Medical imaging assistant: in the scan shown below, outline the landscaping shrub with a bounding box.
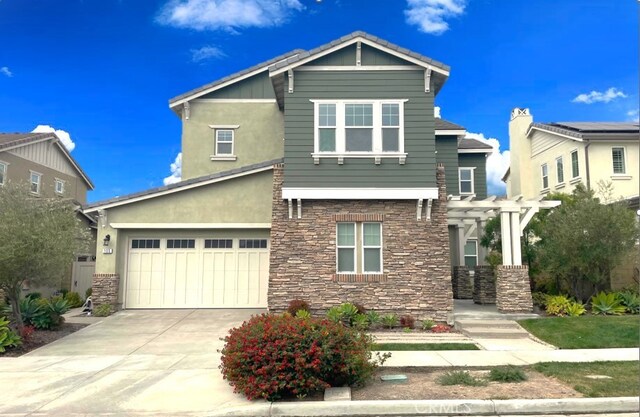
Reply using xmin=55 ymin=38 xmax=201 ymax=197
xmin=93 ymin=304 xmax=112 ymax=317
xmin=531 ymin=292 xmax=549 ymax=308
xmin=26 ymin=298 xmax=69 ymax=330
xmin=616 ymin=291 xmax=640 ymax=314
xmin=294 ymin=309 xmax=311 ymax=319
xmin=437 ymin=370 xmax=487 ymax=387
xmin=545 ymin=295 xmax=572 ymax=316
xmin=25 ymin=292 xmax=42 ymax=300
xmin=399 ymin=315 xmax=415 ymax=329
xmin=19 ymin=325 xmax=35 ymax=343
xmin=352 ymin=313 xmax=369 ymax=330
xmin=352 ymin=302 xmax=366 ymax=315
xmin=19 ymin=298 xmax=46 ymax=328
xmin=421 ymin=319 xmax=435 ymax=330
xmin=381 ymin=313 xmax=398 ymax=329
xmin=564 ymin=301 xmax=586 ymax=317
xmin=219 ymin=313 xmax=389 ymax=401
xmin=366 ymin=311 xmax=381 ymax=328
xmin=431 ymin=324 xmax=452 ymax=333
xmin=325 ymin=303 xmax=360 ymax=326
xmin=64 ymin=292 xmax=84 ymax=308
xmin=0 ymin=316 xmax=21 ymax=353
xmin=591 ymin=292 xmax=626 ymax=315
xmin=287 ymin=299 xmax=310 ymax=316
xmin=85 ymin=288 xmax=92 ymax=298
xmin=488 ymin=366 xmax=528 ymax=383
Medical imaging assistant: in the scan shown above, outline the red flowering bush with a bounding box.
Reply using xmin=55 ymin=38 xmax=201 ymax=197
xmin=399 ymin=315 xmax=415 ymax=329
xmin=430 ymin=324 xmax=452 ymax=333
xmin=20 ymin=325 xmax=35 ymax=342
xmin=219 ymin=313 xmax=388 ymax=401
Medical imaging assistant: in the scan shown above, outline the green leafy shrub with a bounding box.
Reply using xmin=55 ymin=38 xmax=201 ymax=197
xmin=294 ymin=309 xmax=311 ymax=319
xmin=25 ymin=292 xmax=42 ymax=300
xmin=64 ymin=292 xmax=84 ymax=308
xmin=531 ymin=292 xmax=549 ymax=308
xmin=19 ymin=297 xmax=45 ymax=326
xmin=616 ymin=291 xmax=640 ymax=314
xmin=488 ymin=366 xmax=528 ymax=383
xmin=366 ymin=311 xmax=381 ymax=328
xmin=59 ymin=288 xmax=69 ymax=297
xmin=421 ymin=319 xmax=435 ymax=330
xmin=381 ymin=313 xmax=398 ymax=329
xmin=437 ymin=370 xmax=487 ymax=387
xmin=591 ymin=292 xmax=626 ymax=315
xmin=93 ymin=304 xmax=112 ymax=317
xmin=287 ymin=299 xmax=310 ymax=316
xmin=326 ymin=306 xmax=343 ymax=323
xmin=0 ymin=316 xmax=21 ymax=353
xmin=26 ymin=298 xmax=69 ymax=330
xmin=545 ymin=295 xmax=572 ymax=316
xmin=85 ymin=288 xmax=92 ymax=298
xmin=219 ymin=313 xmax=389 ymax=401
xmin=399 ymin=315 xmax=415 ymax=329
xmin=565 ymin=301 xmax=586 ymax=317
xmin=339 ymin=303 xmax=359 ymax=325
xmin=352 ymin=313 xmax=369 ymax=330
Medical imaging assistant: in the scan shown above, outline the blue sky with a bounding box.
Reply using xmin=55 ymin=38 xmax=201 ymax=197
xmin=0 ymin=0 xmax=637 ymax=201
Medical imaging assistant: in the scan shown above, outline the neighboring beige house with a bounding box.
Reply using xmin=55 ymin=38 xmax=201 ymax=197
xmin=504 ymin=108 xmax=639 ymax=204
xmin=0 ymin=132 xmax=96 ymax=295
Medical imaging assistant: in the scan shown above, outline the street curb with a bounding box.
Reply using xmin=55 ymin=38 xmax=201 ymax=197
xmin=208 ymin=397 xmax=639 ymax=416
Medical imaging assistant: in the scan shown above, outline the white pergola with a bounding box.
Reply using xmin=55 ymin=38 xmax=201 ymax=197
xmin=447 ymin=195 xmax=561 ymax=266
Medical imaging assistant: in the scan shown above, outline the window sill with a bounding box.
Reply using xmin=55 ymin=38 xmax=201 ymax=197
xmin=569 ymin=177 xmax=582 ymax=185
xmin=332 ymin=273 xmax=387 ymax=283
xmin=610 ymin=174 xmax=631 ymax=180
xmin=540 ymin=188 xmax=550 ymax=195
xmin=555 ymin=183 xmax=565 ymax=190
xmin=311 ymin=152 xmax=407 ymax=165
xmin=210 ymin=155 xmax=237 ymax=161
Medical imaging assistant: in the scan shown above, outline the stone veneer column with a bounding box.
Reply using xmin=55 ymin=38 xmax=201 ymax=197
xmin=496 ymin=265 xmax=533 ymax=313
xmin=473 ymin=265 xmax=496 ymax=304
xmin=452 ymin=266 xmax=472 ymax=299
xmin=268 ymin=163 xmax=454 ymax=322
xmin=92 ymin=273 xmax=120 ymax=311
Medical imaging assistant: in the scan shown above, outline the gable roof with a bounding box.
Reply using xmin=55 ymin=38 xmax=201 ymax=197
xmin=84 ymin=158 xmax=283 ymax=212
xmin=435 ymin=119 xmax=465 ymax=132
xmin=528 ymin=122 xmax=639 ymax=141
xmin=0 ymin=132 xmax=94 ymax=189
xmin=458 ymin=137 xmax=493 ymax=153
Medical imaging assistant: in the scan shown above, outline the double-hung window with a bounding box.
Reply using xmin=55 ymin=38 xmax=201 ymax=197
xmin=541 ymin=164 xmax=549 ymax=190
xmin=30 ymin=171 xmax=41 ymax=194
xmin=215 ymin=130 xmax=234 ymax=156
xmin=313 ymin=100 xmax=406 ymax=157
xmin=337 ymin=222 xmax=382 ymax=274
xmin=55 ymin=179 xmax=65 ymax=195
xmin=556 ymin=157 xmax=564 ymax=184
xmin=570 ymin=150 xmax=579 ymax=178
xmin=0 ymin=161 xmax=6 ymax=186
xmin=464 ymin=240 xmax=478 ymax=269
xmin=458 ymin=167 xmax=474 ymax=195
xmin=612 ymin=147 xmax=626 ymax=174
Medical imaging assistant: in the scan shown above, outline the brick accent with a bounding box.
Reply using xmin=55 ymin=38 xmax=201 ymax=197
xmin=268 ymin=164 xmax=453 ymax=321
xmin=92 ymin=273 xmax=120 ymax=311
xmin=496 ymin=265 xmax=533 ymax=313
xmin=452 ymin=266 xmax=472 ymax=299
xmin=473 ymin=265 xmax=496 ymax=304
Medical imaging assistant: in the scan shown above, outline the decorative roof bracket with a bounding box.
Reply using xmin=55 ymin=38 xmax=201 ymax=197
xmin=424 ymin=68 xmax=432 ymax=93
xmin=288 ymin=69 xmax=294 ymax=93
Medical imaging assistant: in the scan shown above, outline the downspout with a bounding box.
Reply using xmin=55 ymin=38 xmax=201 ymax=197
xmin=584 ymin=141 xmax=591 ymax=191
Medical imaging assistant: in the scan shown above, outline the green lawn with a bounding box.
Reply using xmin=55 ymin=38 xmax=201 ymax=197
xmin=533 ymin=361 xmax=640 ymax=397
xmin=518 ymin=315 xmax=640 ymax=349
xmin=372 ymin=343 xmax=479 ymax=351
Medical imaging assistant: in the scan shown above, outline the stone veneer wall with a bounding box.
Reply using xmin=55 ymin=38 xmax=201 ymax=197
xmin=496 ymin=265 xmax=533 ymax=313
xmin=452 ymin=266 xmax=472 ymax=299
xmin=473 ymin=265 xmax=496 ymax=304
xmin=268 ymin=164 xmax=454 ymax=322
xmin=92 ymin=273 xmax=120 ymax=311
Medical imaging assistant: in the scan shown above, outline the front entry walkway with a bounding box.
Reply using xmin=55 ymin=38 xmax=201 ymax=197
xmin=0 ymin=309 xmax=264 ymax=416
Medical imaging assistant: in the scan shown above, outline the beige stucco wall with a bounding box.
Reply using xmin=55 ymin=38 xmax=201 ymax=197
xmin=0 ymin=151 xmax=88 ymax=203
xmin=588 ymin=141 xmax=639 ymax=201
xmin=530 ymin=132 xmax=587 ymax=198
xmin=181 ymin=101 xmax=284 ymax=180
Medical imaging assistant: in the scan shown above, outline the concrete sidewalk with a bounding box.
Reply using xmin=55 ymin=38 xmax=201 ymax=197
xmin=380 ymin=347 xmax=640 ymax=367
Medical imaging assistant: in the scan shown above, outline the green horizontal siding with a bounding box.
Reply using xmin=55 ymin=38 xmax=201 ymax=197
xmin=201 ymin=72 xmax=275 ymax=99
xmin=435 ymin=136 xmax=459 ymax=195
xmin=361 ymin=44 xmax=412 ymax=66
xmin=459 ymin=153 xmax=488 ymax=198
xmin=284 ymin=70 xmax=436 ymax=189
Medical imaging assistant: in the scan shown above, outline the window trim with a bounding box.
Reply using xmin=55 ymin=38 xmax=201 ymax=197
xmin=611 ymin=146 xmax=627 ymax=175
xmin=209 ymin=125 xmax=239 ymax=161
xmin=29 ymin=170 xmax=42 ymax=195
xmin=54 ymin=178 xmax=65 ymax=195
xmin=555 ymin=156 xmax=564 ymax=185
xmin=336 ymin=222 xmax=357 ymax=274
xmin=361 ymin=222 xmax=383 ymax=274
xmin=0 ymin=160 xmax=7 ymax=186
xmin=336 ymin=222 xmax=383 ymax=275
xmin=464 ymin=239 xmax=478 ymax=269
xmin=541 ymin=163 xmax=549 ymax=191
xmin=458 ymin=167 xmax=475 ymax=195
xmin=311 ymin=99 xmax=408 ymax=163
xmin=570 ymin=149 xmax=580 ymax=179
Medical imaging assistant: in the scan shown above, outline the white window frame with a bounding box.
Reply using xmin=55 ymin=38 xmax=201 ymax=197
xmin=570 ymin=149 xmax=580 ymax=179
xmin=215 ymin=130 xmax=234 ymax=155
xmin=458 ymin=167 xmax=475 ymax=195
xmin=555 ymin=156 xmax=564 ymax=185
xmin=336 ymin=222 xmax=357 ymax=274
xmin=541 ymin=164 xmax=549 ymax=190
xmin=362 ymin=222 xmax=383 ymax=274
xmin=29 ymin=171 xmax=42 ymax=195
xmin=311 ymin=99 xmax=408 ymax=162
xmin=611 ymin=147 xmax=627 ymax=175
xmin=55 ymin=178 xmax=65 ymax=195
xmin=208 ymin=124 xmax=239 ymax=161
xmin=0 ymin=160 xmax=7 ymax=186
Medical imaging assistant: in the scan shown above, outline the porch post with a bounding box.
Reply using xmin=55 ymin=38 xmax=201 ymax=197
xmin=476 ymin=219 xmax=487 ymax=265
xmin=510 ymin=212 xmax=522 ymax=265
xmin=500 ymin=211 xmax=512 ymax=265
xmin=456 ymin=225 xmax=466 ymax=266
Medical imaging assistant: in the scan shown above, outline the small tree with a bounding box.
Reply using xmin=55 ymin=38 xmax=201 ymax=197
xmin=0 ymin=182 xmax=91 ymax=330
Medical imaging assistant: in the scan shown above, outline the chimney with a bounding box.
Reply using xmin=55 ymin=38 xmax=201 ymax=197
xmin=507 ymin=108 xmax=534 ymax=198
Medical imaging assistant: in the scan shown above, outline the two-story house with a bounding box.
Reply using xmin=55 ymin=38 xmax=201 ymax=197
xmin=0 ymin=131 xmax=96 ymax=295
xmin=504 ymin=108 xmax=639 ymax=206
xmin=84 ymin=32 xmax=493 ymax=320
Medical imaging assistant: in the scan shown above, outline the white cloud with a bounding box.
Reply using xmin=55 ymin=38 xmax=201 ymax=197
xmin=434 ymin=106 xmax=441 ymax=118
xmin=191 ymin=45 xmax=226 ymax=62
xmin=572 ymin=87 xmax=627 ymax=104
xmin=464 ymin=132 xmax=509 ymax=196
xmin=157 ymin=0 xmax=304 ymax=31
xmin=626 ymin=109 xmax=639 ymax=122
xmin=31 ymin=125 xmax=76 ymax=152
xmin=0 ymin=66 xmax=12 ymax=77
xmin=405 ymin=0 xmax=466 ymax=35
xmin=163 ymin=152 xmax=182 ymax=185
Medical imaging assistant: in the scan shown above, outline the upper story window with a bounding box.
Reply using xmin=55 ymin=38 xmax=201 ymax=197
xmin=612 ymin=147 xmax=626 ymax=174
xmin=556 ymin=157 xmax=564 ymax=184
xmin=30 ymin=171 xmax=41 ymax=195
xmin=570 ymin=150 xmax=579 ymax=178
xmin=458 ymin=167 xmax=475 ymax=195
xmin=0 ymin=161 xmax=6 ymax=186
xmin=55 ymin=179 xmax=65 ymax=195
xmin=541 ymin=164 xmax=549 ymax=190
xmin=313 ymin=100 xmax=406 ymax=160
xmin=215 ymin=130 xmax=234 ymax=156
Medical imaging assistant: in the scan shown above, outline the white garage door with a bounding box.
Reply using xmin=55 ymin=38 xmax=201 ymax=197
xmin=125 ymin=237 xmax=269 ymax=308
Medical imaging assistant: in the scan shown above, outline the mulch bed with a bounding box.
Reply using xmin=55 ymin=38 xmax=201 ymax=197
xmin=2 ymin=322 xmax=87 ymax=357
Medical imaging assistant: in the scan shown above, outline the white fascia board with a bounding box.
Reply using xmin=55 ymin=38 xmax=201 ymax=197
xmin=435 ymin=129 xmax=466 ymax=136
xmin=458 ymin=149 xmax=493 ymax=154
xmin=270 ymin=37 xmax=450 ymax=78
xmin=110 ymin=223 xmax=271 ymax=229
xmin=281 ymin=187 xmax=438 ymax=200
xmin=84 ymin=165 xmax=274 ymax=213
xmin=295 ymin=65 xmax=423 ymax=71
xmin=193 ymin=99 xmax=277 ymax=103
xmin=527 ymin=126 xmax=584 ymax=142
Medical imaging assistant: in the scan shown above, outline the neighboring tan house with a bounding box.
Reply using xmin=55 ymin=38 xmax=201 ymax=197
xmin=83 ymin=32 xmax=513 ymax=321
xmin=0 ymin=132 xmax=97 ymax=296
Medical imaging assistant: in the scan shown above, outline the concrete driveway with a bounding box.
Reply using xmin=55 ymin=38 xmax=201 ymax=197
xmin=0 ymin=309 xmax=264 ymax=416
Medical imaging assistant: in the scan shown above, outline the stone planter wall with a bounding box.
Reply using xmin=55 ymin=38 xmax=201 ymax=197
xmin=452 ymin=266 xmax=472 ymax=299
xmin=473 ymin=265 xmax=496 ymax=304
xmin=496 ymin=265 xmax=533 ymax=313
xmin=92 ymin=273 xmax=120 ymax=311
xmin=268 ymin=164 xmax=454 ymax=322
